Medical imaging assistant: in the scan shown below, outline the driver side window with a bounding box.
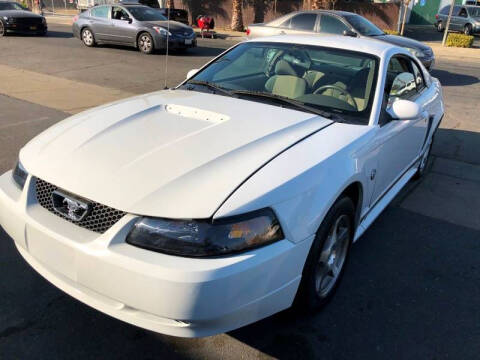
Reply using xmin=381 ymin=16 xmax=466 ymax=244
xmin=112 ymin=7 xmax=129 ymax=20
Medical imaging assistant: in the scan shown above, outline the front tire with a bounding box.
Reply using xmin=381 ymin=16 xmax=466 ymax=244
xmin=81 ymin=28 xmax=95 ymax=47
xmin=294 ymin=196 xmax=355 ymax=311
xmin=0 ymin=21 xmax=6 ymax=37
xmin=464 ymin=24 xmax=472 ymax=36
xmin=137 ymin=32 xmax=154 ymax=54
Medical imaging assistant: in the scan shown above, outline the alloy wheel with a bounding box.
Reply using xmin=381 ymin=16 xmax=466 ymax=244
xmin=0 ymin=22 xmax=5 ymax=37
xmin=139 ymin=34 xmax=152 ymax=53
xmin=315 ymin=214 xmax=351 ymax=298
xmin=82 ymin=29 xmax=94 ymax=46
xmin=437 ymin=22 xmax=443 ymax=32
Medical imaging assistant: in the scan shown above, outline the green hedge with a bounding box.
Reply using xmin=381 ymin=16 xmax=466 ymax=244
xmin=446 ymin=33 xmax=474 ymax=48
xmin=383 ymin=29 xmax=400 ymax=35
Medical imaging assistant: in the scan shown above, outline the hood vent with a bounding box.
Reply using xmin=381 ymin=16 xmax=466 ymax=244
xmin=165 ymin=104 xmax=229 ymax=123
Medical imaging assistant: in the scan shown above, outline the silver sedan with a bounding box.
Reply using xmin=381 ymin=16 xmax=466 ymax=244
xmin=72 ymin=4 xmax=196 ymax=54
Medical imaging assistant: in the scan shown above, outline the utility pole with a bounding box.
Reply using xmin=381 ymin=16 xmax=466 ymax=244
xmin=442 ymin=0 xmax=456 ymax=46
xmin=400 ymin=0 xmax=410 ymax=36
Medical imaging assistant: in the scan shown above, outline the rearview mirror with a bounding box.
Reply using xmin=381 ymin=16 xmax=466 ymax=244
xmin=187 ymin=69 xmax=199 ymax=79
xmin=387 ymin=99 xmax=421 ymax=120
xmin=343 ymin=30 xmax=358 ymax=37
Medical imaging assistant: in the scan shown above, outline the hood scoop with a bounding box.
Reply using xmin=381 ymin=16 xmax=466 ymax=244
xmin=165 ymin=104 xmax=230 ymax=123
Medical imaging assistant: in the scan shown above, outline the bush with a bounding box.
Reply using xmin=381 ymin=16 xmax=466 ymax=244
xmin=383 ymin=29 xmax=400 ymax=35
xmin=446 ymin=33 xmax=474 ymax=48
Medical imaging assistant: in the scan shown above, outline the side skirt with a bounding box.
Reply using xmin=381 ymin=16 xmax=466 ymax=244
xmin=353 ymin=166 xmax=418 ymax=242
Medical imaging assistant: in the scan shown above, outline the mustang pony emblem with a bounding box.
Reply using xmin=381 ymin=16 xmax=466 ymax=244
xmin=52 ymin=190 xmax=91 ymax=222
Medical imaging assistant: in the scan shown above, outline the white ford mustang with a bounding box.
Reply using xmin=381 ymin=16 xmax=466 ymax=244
xmin=0 ymin=35 xmax=444 ymax=337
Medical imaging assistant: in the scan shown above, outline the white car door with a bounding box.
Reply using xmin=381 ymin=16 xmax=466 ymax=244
xmin=369 ymin=55 xmax=431 ymax=205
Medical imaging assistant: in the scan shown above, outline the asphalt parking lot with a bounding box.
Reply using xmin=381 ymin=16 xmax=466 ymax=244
xmin=1 ymin=22 xmax=480 ymax=360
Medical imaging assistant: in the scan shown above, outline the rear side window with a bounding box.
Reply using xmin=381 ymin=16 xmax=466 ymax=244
xmin=440 ymin=6 xmax=450 ymax=15
xmin=320 ymin=14 xmax=349 ymax=34
xmin=90 ymin=5 xmax=109 ymax=18
xmin=453 ymin=6 xmax=461 ymax=16
xmin=289 ymin=13 xmax=317 ymax=31
xmin=458 ymin=7 xmax=468 ymax=17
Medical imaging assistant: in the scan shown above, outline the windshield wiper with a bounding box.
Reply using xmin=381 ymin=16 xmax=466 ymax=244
xmin=231 ymin=90 xmax=334 ymax=118
xmin=186 ymin=80 xmax=237 ymax=98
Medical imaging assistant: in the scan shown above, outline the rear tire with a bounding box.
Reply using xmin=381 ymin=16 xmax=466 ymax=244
xmin=81 ymin=28 xmax=95 ymax=47
xmin=137 ymin=32 xmax=154 ymax=54
xmin=294 ymin=196 xmax=355 ymax=311
xmin=436 ymin=21 xmax=444 ymax=32
xmin=464 ymin=24 xmax=472 ymax=36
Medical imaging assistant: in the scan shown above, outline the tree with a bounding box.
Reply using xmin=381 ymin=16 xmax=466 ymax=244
xmin=231 ymin=0 xmax=244 ymax=31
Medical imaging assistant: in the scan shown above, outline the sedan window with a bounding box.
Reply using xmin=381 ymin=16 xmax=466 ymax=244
xmin=112 ymin=7 xmax=129 ymax=20
xmin=90 ymin=6 xmax=110 ymax=18
xmin=319 ymin=15 xmax=349 ymax=34
xmin=127 ymin=6 xmax=167 ymax=21
xmin=343 ymin=15 xmax=384 ymax=36
xmin=459 ymin=7 xmax=468 ymax=17
xmin=0 ymin=2 xmax=25 ymax=10
xmin=289 ymin=13 xmax=317 ymax=31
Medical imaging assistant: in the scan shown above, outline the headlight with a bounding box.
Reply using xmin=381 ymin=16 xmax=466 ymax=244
xmin=152 ymin=26 xmax=171 ymax=37
xmin=12 ymin=160 xmax=28 ymax=190
xmin=126 ymin=208 xmax=284 ymax=257
xmin=406 ymin=47 xmax=425 ymax=58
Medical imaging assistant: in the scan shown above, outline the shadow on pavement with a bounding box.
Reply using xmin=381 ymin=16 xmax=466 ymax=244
xmin=431 ymin=69 xmax=479 ymax=86
xmin=46 ymin=30 xmax=73 ymax=38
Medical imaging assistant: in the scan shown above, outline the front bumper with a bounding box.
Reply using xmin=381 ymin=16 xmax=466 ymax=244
xmin=5 ymin=22 xmax=47 ymax=34
xmin=0 ymin=171 xmax=312 ymax=337
xmin=153 ymin=34 xmax=197 ymax=50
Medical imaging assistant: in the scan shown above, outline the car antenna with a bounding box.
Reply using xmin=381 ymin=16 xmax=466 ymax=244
xmin=164 ymin=6 xmax=171 ymax=89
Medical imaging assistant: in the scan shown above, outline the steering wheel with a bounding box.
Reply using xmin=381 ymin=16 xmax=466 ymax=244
xmin=264 ymin=50 xmax=284 ymax=77
xmin=313 ymin=84 xmax=358 ymax=111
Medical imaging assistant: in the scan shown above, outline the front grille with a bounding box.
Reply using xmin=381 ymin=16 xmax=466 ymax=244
xmin=11 ymin=17 xmax=43 ymax=25
xmin=35 ymin=178 xmax=126 ymax=234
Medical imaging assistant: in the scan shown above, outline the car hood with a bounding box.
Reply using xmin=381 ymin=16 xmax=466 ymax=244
xmin=21 ymin=90 xmax=333 ymax=219
xmin=373 ymin=34 xmax=432 ymax=52
xmin=141 ymin=20 xmax=191 ymax=32
xmin=0 ymin=10 xmax=42 ymax=17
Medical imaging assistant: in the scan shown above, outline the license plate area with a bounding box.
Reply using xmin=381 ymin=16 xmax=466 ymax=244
xmin=185 ymin=39 xmax=192 ymax=45
xmin=30 ymin=26 xmax=37 ymax=30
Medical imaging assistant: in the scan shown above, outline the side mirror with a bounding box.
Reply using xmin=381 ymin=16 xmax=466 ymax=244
xmin=343 ymin=30 xmax=358 ymax=37
xmin=387 ymin=99 xmax=421 ymax=120
xmin=186 ymin=69 xmax=199 ymax=79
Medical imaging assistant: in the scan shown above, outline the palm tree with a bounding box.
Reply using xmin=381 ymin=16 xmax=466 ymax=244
xmin=231 ymin=0 xmax=244 ymax=31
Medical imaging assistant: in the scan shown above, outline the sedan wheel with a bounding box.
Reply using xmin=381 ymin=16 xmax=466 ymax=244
xmin=294 ymin=196 xmax=354 ymax=310
xmin=138 ymin=33 xmax=154 ymax=54
xmin=0 ymin=21 xmax=6 ymax=37
xmin=82 ymin=28 xmax=95 ymax=47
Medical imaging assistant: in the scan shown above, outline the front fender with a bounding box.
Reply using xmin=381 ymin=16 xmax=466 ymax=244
xmin=214 ymin=123 xmax=377 ymax=244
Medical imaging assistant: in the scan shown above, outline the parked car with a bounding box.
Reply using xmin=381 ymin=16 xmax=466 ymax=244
xmin=435 ymin=5 xmax=480 ymax=35
xmin=0 ymin=1 xmax=47 ymax=36
xmin=72 ymin=4 xmax=196 ymax=54
xmin=0 ymin=34 xmax=444 ymax=337
xmin=247 ymin=10 xmax=435 ymax=70
xmin=158 ymin=7 xmax=189 ymax=25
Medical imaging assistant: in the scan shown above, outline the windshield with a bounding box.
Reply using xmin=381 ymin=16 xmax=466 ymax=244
xmin=468 ymin=7 xmax=480 ymax=17
xmin=182 ymin=42 xmax=378 ymax=122
xmin=344 ymin=15 xmax=384 ymax=36
xmin=0 ymin=2 xmax=25 ymax=10
xmin=127 ymin=6 xmax=167 ymax=21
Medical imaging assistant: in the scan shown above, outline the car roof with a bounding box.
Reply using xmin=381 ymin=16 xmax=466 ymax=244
xmin=288 ymin=9 xmax=358 ymax=16
xmin=248 ymin=34 xmax=405 ymax=58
